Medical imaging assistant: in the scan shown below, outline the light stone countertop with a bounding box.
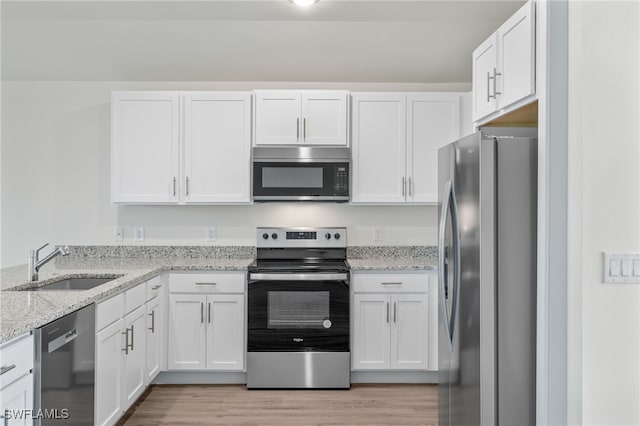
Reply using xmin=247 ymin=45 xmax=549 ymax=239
xmin=0 ymin=245 xmax=437 ymax=345
xmin=347 ymin=257 xmax=437 ymax=271
xmin=0 ymin=257 xmax=253 ymax=344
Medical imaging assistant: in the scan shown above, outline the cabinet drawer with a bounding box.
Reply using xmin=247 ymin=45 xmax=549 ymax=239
xmin=146 ymin=276 xmax=163 ymax=301
xmin=352 ymin=273 xmax=429 ymax=293
xmin=169 ymin=273 xmax=245 ymax=293
xmin=96 ymin=292 xmax=125 ymax=331
xmin=0 ymin=334 xmax=34 ymax=390
xmin=125 ymin=283 xmax=147 ymax=314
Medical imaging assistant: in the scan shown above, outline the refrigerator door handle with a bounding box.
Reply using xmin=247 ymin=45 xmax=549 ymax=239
xmin=438 ymin=180 xmax=460 ymax=351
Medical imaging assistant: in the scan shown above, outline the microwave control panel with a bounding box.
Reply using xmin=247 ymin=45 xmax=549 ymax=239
xmin=333 ymin=165 xmax=349 ymax=196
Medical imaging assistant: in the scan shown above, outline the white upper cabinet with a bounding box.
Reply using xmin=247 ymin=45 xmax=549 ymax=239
xmin=352 ymin=92 xmax=460 ymax=204
xmin=407 ymin=94 xmax=460 ymax=203
xmin=351 ymin=93 xmax=407 ymax=203
xmin=497 ymin=1 xmax=536 ymax=108
xmin=111 ymin=91 xmax=252 ymax=204
xmin=472 ymin=0 xmax=536 ymax=122
xmin=255 ymin=90 xmax=348 ymax=146
xmin=183 ymin=93 xmax=251 ymax=203
xmin=111 ymin=92 xmax=180 ymax=204
xmin=472 ymin=35 xmax=498 ymax=121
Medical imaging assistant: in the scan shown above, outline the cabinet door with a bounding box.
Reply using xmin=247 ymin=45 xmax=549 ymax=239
xmin=1 ymin=373 xmax=33 ymax=426
xmin=497 ymin=0 xmax=535 ymax=109
xmin=407 ymin=94 xmax=460 ymax=204
xmin=255 ymin=90 xmax=301 ymax=145
xmin=95 ymin=319 xmax=123 ymax=426
xmin=168 ymin=294 xmax=206 ymax=370
xmin=352 ymin=294 xmax=390 ymax=370
xmin=472 ymin=35 xmax=498 ymax=122
xmin=122 ymin=305 xmax=147 ymax=410
xmin=390 ymin=293 xmax=429 ymax=370
xmin=427 ymin=273 xmax=439 ymax=371
xmin=145 ymin=297 xmax=162 ymax=385
xmin=351 ymin=94 xmax=407 ymax=203
xmin=111 ymin=92 xmax=180 ymax=203
xmin=205 ymin=294 xmax=245 ymax=371
xmin=183 ymin=93 xmax=252 ymax=203
xmin=301 ymin=91 xmax=348 ymax=145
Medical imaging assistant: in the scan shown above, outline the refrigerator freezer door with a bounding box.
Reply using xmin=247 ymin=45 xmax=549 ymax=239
xmin=438 ymin=132 xmax=481 ymax=426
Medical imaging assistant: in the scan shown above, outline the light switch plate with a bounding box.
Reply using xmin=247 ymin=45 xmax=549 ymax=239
xmin=603 ymin=252 xmax=640 ymax=283
xmin=205 ymin=226 xmax=217 ymax=242
xmin=373 ymin=226 xmax=383 ymax=242
xmin=115 ymin=227 xmax=124 ymax=242
xmin=134 ymin=227 xmax=145 ymax=242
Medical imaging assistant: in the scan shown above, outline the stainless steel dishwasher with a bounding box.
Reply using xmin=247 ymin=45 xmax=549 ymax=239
xmin=34 ymin=304 xmax=95 ymax=425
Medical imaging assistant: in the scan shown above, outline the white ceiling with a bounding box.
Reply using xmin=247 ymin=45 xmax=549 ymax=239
xmin=1 ymin=0 xmax=526 ymax=82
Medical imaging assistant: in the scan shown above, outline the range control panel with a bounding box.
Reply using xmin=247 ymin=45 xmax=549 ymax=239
xmin=257 ymin=227 xmax=347 ymax=248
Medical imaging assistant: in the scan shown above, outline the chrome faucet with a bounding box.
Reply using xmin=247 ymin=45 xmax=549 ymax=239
xmin=28 ymin=243 xmax=70 ymax=281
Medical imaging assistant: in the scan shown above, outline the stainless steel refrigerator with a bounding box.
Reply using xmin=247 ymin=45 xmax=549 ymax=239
xmin=438 ymin=127 xmax=537 ymax=426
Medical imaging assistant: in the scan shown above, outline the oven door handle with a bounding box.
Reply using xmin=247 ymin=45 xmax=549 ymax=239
xmin=248 ymin=273 xmax=349 ymax=281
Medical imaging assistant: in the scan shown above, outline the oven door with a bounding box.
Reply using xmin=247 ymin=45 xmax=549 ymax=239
xmin=247 ymin=275 xmax=349 ymax=352
xmin=252 ymin=161 xmax=349 ymax=201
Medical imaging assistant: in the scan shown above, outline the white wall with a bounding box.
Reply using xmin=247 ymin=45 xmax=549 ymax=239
xmin=1 ymin=81 xmax=468 ymax=267
xmin=569 ymin=1 xmax=640 ymax=424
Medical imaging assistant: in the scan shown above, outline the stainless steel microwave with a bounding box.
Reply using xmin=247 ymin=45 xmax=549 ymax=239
xmin=252 ymin=147 xmax=350 ymax=202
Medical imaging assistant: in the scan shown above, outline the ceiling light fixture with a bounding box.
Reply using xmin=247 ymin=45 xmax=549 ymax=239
xmin=289 ymin=0 xmax=319 ymax=6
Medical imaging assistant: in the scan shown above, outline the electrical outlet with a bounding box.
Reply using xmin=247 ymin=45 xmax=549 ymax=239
xmin=205 ymin=226 xmax=217 ymax=242
xmin=373 ymin=226 xmax=383 ymax=242
xmin=134 ymin=227 xmax=145 ymax=242
xmin=115 ymin=227 xmax=124 ymax=242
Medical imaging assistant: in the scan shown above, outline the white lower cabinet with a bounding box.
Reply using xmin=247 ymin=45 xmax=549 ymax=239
xmin=0 ymin=334 xmax=34 ymax=426
xmin=1 ymin=374 xmax=34 ymax=426
xmin=145 ymin=296 xmax=163 ymax=384
xmin=122 ymin=306 xmax=147 ymax=408
xmin=352 ymin=272 xmax=432 ymax=371
xmin=95 ymin=279 xmax=164 ymax=426
xmin=95 ymin=319 xmax=124 ymax=426
xmin=167 ymin=273 xmax=245 ymax=371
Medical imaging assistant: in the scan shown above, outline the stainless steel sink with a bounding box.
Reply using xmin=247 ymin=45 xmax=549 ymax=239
xmin=23 ymin=276 xmax=122 ymax=291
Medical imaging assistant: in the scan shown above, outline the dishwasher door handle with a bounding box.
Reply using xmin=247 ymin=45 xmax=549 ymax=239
xmin=48 ymin=329 xmax=78 ymax=353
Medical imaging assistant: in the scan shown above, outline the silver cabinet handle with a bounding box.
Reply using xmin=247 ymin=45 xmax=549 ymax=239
xmin=493 ymin=67 xmax=502 ymax=97
xmin=386 ymin=302 xmax=390 ymax=324
xmin=186 ymin=176 xmax=190 ymax=197
xmin=488 ymin=71 xmax=495 ymax=100
xmin=402 ymin=177 xmax=406 ymax=196
xmin=393 ymin=302 xmax=397 ymax=323
xmin=296 ymin=118 xmax=300 ymax=141
xmin=201 ymin=302 xmax=204 ymax=324
xmin=152 ymin=285 xmax=162 ymax=290
xmin=408 ymin=177 xmax=412 ymax=197
xmin=121 ymin=328 xmax=130 ymax=354
xmin=208 ymin=302 xmax=211 ymax=324
xmin=148 ymin=310 xmax=155 ymax=333
xmin=172 ymin=177 xmax=177 ymax=197
xmin=0 ymin=364 xmax=16 ymax=375
xmin=381 ymin=282 xmax=403 ymax=286
xmin=130 ymin=324 xmax=134 ymax=351
xmin=303 ymin=118 xmax=307 ymax=142
xmin=195 ymin=282 xmax=217 ymax=286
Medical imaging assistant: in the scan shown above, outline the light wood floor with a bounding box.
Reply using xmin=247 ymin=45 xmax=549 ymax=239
xmin=119 ymin=384 xmax=438 ymax=426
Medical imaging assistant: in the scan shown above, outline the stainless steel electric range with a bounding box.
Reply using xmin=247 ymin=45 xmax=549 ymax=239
xmin=246 ymin=227 xmax=350 ymax=389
